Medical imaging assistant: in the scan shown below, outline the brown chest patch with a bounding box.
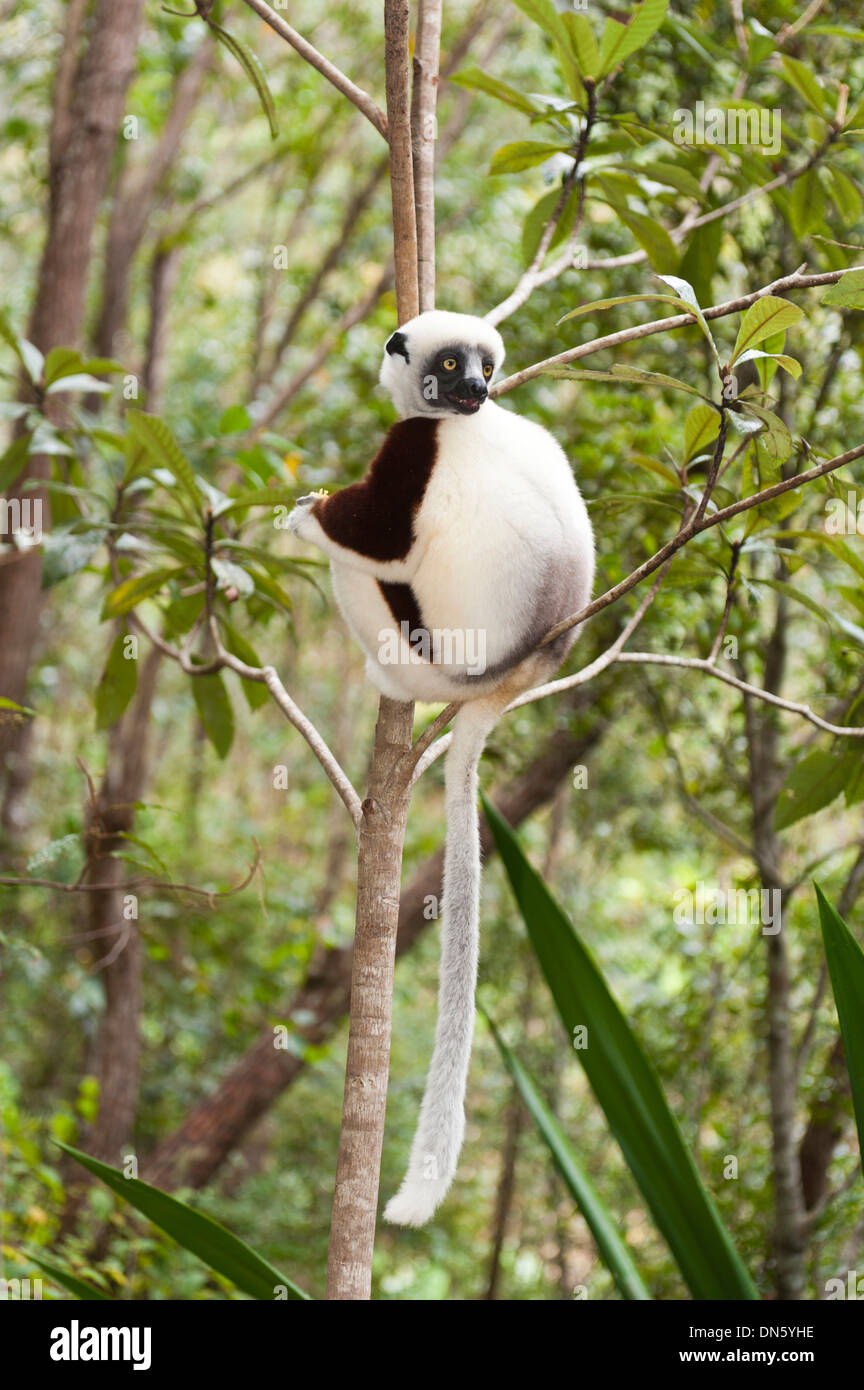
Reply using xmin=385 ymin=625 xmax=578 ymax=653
xmin=312 ymin=416 xmax=439 ymax=562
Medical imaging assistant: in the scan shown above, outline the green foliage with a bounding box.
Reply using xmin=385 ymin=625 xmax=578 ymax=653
xmin=485 ymin=1011 xmax=651 ymax=1300
xmin=483 ymin=796 xmax=758 ymax=1301
xmin=56 ymin=1143 xmax=310 ymax=1300
xmin=816 ymin=886 xmax=864 ymax=1172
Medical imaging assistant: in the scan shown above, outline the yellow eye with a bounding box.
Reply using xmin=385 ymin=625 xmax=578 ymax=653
xmin=483 ymin=364 xmax=493 ymax=378
xmin=442 ymin=357 xmax=457 ymax=371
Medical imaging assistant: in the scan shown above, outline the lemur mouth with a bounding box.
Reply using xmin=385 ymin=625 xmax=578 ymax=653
xmin=450 ymin=396 xmax=485 ymax=415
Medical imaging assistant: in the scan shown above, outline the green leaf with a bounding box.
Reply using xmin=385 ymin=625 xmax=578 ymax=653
xmin=0 ymin=433 xmax=33 ymax=491
xmin=95 ymin=632 xmax=139 ymax=730
xmin=41 ymin=524 xmax=105 ymax=588
xmin=561 ymin=11 xmax=600 ymax=78
xmin=192 ymin=671 xmax=234 ymax=758
xmin=775 ymin=750 xmax=856 ymax=830
xmin=490 ymin=140 xmax=572 ymax=175
xmin=624 ymin=160 xmax=706 ymax=201
xmin=448 ymin=67 xmax=544 ymax=116
xmin=557 ymin=292 xmax=692 ymax=325
xmin=208 ymin=21 xmax=278 ymax=139
xmin=823 ymin=267 xmax=864 ymax=310
xmin=219 ymin=404 xmax=252 ymax=435
xmin=18 ymin=338 xmax=44 ymax=385
xmin=597 ymin=0 xmax=668 ymax=78
xmin=521 ymin=186 xmax=579 ymax=264
xmin=779 ymin=56 xmax=831 ymax=118
xmin=656 ymin=273 xmax=719 ymax=361
xmin=221 ymin=623 xmax=270 ymax=710
xmin=629 ymin=453 xmax=681 ymax=486
xmin=43 ymin=347 xmax=85 ymax=386
xmin=484 ymin=1012 xmax=651 ymax=1300
xmin=815 ymin=885 xmax=864 ymax=1174
xmin=678 ymin=217 xmax=724 ymax=309
xmin=214 ymin=484 xmax=300 ymax=519
xmin=55 ymin=1142 xmax=309 ymax=1300
xmin=609 ymin=204 xmax=679 ymax=273
xmin=755 ymin=577 xmax=834 ymax=631
xmin=45 ymin=373 xmax=112 ymax=396
xmin=29 ymin=1254 xmax=110 ymax=1301
xmin=101 ymin=566 xmax=185 ymax=619
xmin=0 ymin=696 xmax=36 ymax=717
xmin=824 ymin=168 xmax=862 ymax=225
xmin=789 ymin=168 xmax=826 ymax=239
xmin=482 ymin=797 xmax=757 ymax=1302
xmin=542 ymin=363 xmax=710 ymax=400
xmin=735 ymin=349 xmax=801 ymax=380
xmin=683 ymin=403 xmax=721 ymax=462
xmin=126 ymin=411 xmax=202 ymax=517
xmin=512 ymin=0 xmax=568 ymax=46
xmin=732 ymin=296 xmax=804 ymax=360
xmin=738 ymin=403 xmax=792 ymax=468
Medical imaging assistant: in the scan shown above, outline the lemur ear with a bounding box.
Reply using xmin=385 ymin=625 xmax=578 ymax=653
xmin=385 ymin=330 xmax=410 ymax=363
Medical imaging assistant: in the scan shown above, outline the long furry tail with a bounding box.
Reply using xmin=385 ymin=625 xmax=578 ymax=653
xmin=384 ymin=696 xmax=504 ymax=1227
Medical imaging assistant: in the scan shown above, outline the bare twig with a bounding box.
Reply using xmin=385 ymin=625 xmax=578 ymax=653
xmin=612 ymin=653 xmax=864 ymax=739
xmin=238 ymin=0 xmax=388 ymax=136
xmin=0 ymin=842 xmax=262 ymax=903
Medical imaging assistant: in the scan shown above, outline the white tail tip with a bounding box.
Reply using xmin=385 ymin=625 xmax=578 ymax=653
xmin=383 ymin=1180 xmax=448 ymax=1228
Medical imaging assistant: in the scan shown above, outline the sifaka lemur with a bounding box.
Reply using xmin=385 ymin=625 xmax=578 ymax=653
xmin=287 ymin=310 xmax=595 ymax=1226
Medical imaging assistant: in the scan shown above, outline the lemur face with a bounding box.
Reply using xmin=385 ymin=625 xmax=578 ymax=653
xmin=379 ymin=310 xmax=505 ymax=420
xmin=421 ymin=343 xmax=495 ymax=415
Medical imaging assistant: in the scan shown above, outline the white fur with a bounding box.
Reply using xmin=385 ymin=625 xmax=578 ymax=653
xmin=288 ymin=312 xmax=595 ymax=1225
xmin=330 ymin=400 xmax=593 ymax=702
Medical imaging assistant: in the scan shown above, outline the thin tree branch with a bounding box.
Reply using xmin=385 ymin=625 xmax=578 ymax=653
xmin=384 ymin=0 xmax=419 ymax=321
xmin=238 ymin=0 xmax=388 ymax=137
xmin=412 ymin=0 xmax=443 ymax=312
xmin=491 ymin=266 xmax=860 ymax=397
xmin=612 ymin=653 xmax=864 ymax=739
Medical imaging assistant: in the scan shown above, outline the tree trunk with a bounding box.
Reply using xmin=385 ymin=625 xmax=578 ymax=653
xmin=0 ymin=0 xmax=146 ymax=779
xmin=60 ymin=647 xmax=161 ymax=1230
xmin=744 ymin=600 xmax=807 ymax=1299
xmin=89 ymin=40 xmax=211 ymax=375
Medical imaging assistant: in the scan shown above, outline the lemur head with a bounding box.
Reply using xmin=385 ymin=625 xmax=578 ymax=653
xmin=380 ymin=310 xmax=505 ymax=420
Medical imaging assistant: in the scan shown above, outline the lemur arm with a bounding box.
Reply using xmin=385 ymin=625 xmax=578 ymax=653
xmin=286 ymin=416 xmax=439 ymax=580
xmin=287 ymin=490 xmax=414 ymax=580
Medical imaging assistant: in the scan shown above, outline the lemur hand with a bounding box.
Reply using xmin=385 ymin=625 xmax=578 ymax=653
xmin=287 ymin=492 xmax=326 ymax=537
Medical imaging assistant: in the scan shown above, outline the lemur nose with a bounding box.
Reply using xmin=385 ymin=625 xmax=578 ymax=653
xmin=463 ymin=377 xmax=487 ymax=399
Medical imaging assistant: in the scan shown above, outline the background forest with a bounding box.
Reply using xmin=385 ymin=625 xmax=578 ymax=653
xmin=2 ymin=0 xmax=864 ymax=1303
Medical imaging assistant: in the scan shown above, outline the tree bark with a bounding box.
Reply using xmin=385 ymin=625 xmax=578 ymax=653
xmin=60 ymin=646 xmax=161 ymax=1231
xmin=744 ymin=599 xmax=807 ymax=1299
xmin=0 ymin=0 xmax=146 ymax=775
xmin=411 ymin=0 xmax=442 ymax=311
